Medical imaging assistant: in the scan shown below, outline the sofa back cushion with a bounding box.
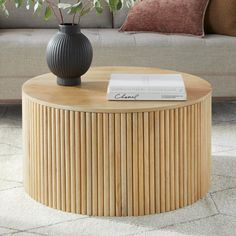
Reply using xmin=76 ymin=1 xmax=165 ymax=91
xmin=119 ymin=0 xmax=209 ymax=37
xmin=0 ymin=1 xmax=112 ymax=28
xmin=205 ymin=0 xmax=236 ymax=36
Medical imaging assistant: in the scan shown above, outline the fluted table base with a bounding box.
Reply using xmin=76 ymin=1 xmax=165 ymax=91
xmin=23 ymin=94 xmax=211 ymax=216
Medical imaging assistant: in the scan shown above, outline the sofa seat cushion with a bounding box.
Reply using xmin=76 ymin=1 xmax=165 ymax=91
xmin=0 ymin=29 xmax=236 ymax=97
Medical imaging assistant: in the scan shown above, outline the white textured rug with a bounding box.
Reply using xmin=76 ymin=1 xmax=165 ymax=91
xmin=0 ymin=102 xmax=236 ymax=236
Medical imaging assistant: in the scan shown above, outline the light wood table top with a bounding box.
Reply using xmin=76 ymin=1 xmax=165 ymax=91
xmin=22 ymin=66 xmax=212 ymax=112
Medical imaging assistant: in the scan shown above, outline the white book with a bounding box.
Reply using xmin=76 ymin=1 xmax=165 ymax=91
xmin=107 ymin=73 xmax=187 ymax=101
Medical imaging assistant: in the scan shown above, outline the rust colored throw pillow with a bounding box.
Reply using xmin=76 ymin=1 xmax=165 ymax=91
xmin=120 ymin=0 xmax=210 ymax=37
xmin=205 ymin=0 xmax=236 ymax=36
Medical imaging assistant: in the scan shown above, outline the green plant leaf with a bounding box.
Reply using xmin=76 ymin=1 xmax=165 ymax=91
xmin=15 ymin=0 xmax=24 ymax=8
xmin=94 ymin=0 xmax=103 ymax=14
xmin=0 ymin=0 xmax=5 ymax=6
xmin=0 ymin=0 xmax=9 ymax=16
xmin=34 ymin=1 xmax=42 ymax=15
xmin=0 ymin=0 xmax=136 ymax=21
xmin=44 ymin=6 xmax=52 ymax=21
xmin=58 ymin=3 xmax=71 ymax=10
xmin=68 ymin=1 xmax=83 ymax=14
xmin=126 ymin=0 xmax=135 ymax=8
xmin=116 ymin=0 xmax=122 ymax=10
xmin=80 ymin=7 xmax=91 ymax=17
xmin=1 ymin=4 xmax=9 ymax=16
xmin=26 ymin=0 xmax=34 ymax=10
xmin=108 ymin=0 xmax=120 ymax=11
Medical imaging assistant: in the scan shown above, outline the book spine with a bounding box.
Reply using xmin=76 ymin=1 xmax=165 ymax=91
xmin=107 ymin=92 xmax=186 ymax=101
xmin=108 ymin=87 xmax=185 ymax=92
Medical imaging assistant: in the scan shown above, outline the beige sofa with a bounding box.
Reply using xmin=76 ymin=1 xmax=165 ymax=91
xmin=0 ymin=4 xmax=236 ymax=102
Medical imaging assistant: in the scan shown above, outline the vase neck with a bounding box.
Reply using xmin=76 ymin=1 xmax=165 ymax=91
xmin=59 ymin=24 xmax=81 ymax=35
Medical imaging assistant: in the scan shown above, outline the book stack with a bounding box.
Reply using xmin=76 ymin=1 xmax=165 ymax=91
xmin=107 ymin=74 xmax=187 ymax=101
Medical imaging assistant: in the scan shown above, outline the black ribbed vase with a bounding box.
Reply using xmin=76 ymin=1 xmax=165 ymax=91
xmin=46 ymin=24 xmax=93 ymax=86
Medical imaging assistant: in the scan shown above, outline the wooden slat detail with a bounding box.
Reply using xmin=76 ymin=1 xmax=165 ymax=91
xmin=127 ymin=113 xmax=133 ymax=216
xmin=187 ymin=106 xmax=191 ymax=205
xmin=154 ymin=111 xmax=160 ymax=214
xmin=165 ymin=110 xmax=170 ymax=212
xmin=149 ymin=112 xmax=155 ymax=214
xmin=86 ymin=112 xmax=92 ymax=215
xmin=109 ymin=113 xmax=115 ymax=216
xmin=179 ymin=107 xmax=184 ymax=208
xmin=200 ymin=100 xmax=206 ymax=197
xmin=92 ymin=113 xmax=98 ymax=215
xmin=198 ymin=103 xmax=202 ymax=199
xmin=121 ymin=113 xmax=127 ymax=216
xmin=174 ymin=109 xmax=179 ymax=209
xmin=47 ymin=107 xmax=53 ymax=208
xmin=138 ymin=112 xmax=144 ymax=216
xmin=52 ymin=107 xmax=57 ymax=209
xmin=97 ymin=113 xmax=104 ymax=216
xmin=70 ymin=111 xmax=75 ymax=212
xmin=32 ymin=102 xmax=36 ymax=200
xmin=39 ymin=104 xmax=43 ymax=203
xmin=23 ymin=95 xmax=211 ymax=216
xmin=60 ymin=109 xmax=66 ymax=211
xmin=103 ymin=113 xmax=110 ymax=216
xmin=75 ymin=112 xmax=81 ymax=213
xmin=132 ymin=113 xmax=139 ymax=216
xmin=160 ymin=110 xmax=165 ymax=212
xmin=144 ymin=112 xmax=150 ymax=215
xmin=191 ymin=105 xmax=195 ymax=204
xmin=183 ymin=107 xmax=188 ymax=206
xmin=170 ymin=109 xmax=175 ymax=211
xmin=115 ymin=113 xmax=121 ymax=216
xmin=80 ymin=112 xmax=86 ymax=214
xmin=41 ymin=106 xmax=48 ymax=205
xmin=55 ymin=109 xmax=61 ymax=210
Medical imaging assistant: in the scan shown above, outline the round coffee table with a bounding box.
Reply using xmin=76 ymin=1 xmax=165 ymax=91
xmin=22 ymin=66 xmax=212 ymax=216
